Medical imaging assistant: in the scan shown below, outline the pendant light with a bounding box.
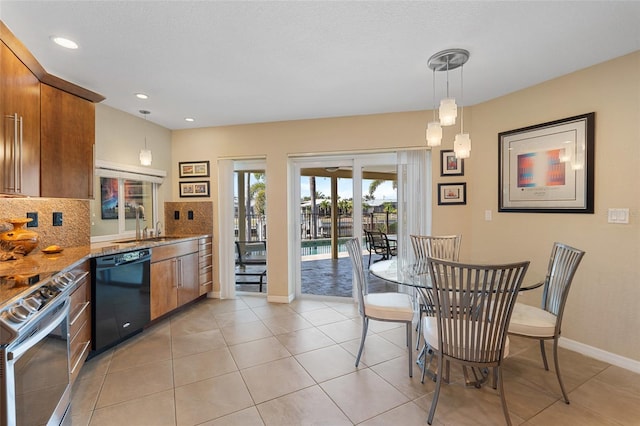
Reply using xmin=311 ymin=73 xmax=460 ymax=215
xmin=426 ymin=68 xmax=442 ymax=147
xmin=427 ymin=48 xmax=471 ymax=157
xmin=139 ymin=110 xmax=152 ymax=166
xmin=453 ymin=63 xmax=471 ymax=159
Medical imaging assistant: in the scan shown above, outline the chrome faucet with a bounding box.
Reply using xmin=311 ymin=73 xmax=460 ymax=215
xmin=155 ymin=221 xmax=162 ymax=238
xmin=135 ymin=206 xmax=145 ymax=240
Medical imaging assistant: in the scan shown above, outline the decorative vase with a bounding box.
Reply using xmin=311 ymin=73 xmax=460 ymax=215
xmin=0 ymin=218 xmax=40 ymax=256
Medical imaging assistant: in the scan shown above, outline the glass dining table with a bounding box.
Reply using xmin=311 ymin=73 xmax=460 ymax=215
xmin=369 ymin=257 xmax=543 ymax=386
xmin=369 ymin=258 xmax=544 ymax=291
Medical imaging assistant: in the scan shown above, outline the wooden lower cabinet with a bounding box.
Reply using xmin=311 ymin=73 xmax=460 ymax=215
xmin=68 ymin=261 xmax=91 ymax=385
xmin=150 ymin=240 xmax=200 ymax=320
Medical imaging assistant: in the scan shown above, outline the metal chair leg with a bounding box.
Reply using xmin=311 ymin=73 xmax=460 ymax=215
xmin=427 ymin=355 xmax=443 ymax=425
xmin=496 ymin=366 xmax=513 ymax=426
xmin=553 ymin=337 xmax=570 ymax=404
xmin=539 ymin=339 xmax=549 ymax=370
xmin=355 ymin=317 xmax=368 ymax=367
xmin=406 ymin=322 xmax=413 ymax=377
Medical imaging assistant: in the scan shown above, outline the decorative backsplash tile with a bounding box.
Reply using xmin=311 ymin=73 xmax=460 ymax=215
xmin=0 ymin=198 xmax=91 ymax=253
xmin=164 ymin=201 xmax=213 ymax=236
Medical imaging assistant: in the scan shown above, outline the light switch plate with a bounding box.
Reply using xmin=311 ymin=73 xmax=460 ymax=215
xmin=607 ymin=208 xmax=629 ymax=224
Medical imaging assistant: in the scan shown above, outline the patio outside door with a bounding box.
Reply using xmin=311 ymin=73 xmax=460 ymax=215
xmin=292 ymin=153 xmax=398 ymax=299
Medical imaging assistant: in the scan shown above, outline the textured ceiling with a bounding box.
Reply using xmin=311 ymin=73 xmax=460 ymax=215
xmin=1 ymin=1 xmax=639 ymax=130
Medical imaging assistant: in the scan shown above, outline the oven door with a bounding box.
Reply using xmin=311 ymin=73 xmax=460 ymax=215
xmin=3 ymin=298 xmax=71 ymax=426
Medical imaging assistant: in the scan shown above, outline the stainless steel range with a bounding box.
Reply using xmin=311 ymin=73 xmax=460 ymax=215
xmin=0 ymin=269 xmax=87 ymax=426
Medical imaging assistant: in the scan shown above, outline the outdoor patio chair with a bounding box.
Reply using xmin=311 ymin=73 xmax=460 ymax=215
xmin=364 ymin=229 xmax=397 ymax=267
xmin=508 ymin=242 xmax=585 ymax=403
xmin=235 ymin=240 xmax=267 ymax=267
xmin=346 ymin=237 xmax=414 ymax=377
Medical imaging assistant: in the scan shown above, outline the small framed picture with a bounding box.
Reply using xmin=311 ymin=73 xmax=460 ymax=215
xmin=179 ymin=181 xmax=210 ymax=197
xmin=179 ymin=161 xmax=210 ymax=178
xmin=440 ymin=150 xmax=464 ymax=176
xmin=437 ymin=182 xmax=467 ymax=205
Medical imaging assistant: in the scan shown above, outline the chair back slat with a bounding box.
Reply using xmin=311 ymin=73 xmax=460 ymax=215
xmin=346 ymin=238 xmax=367 ymax=316
xmin=410 ymin=235 xmax=461 ymax=261
xmin=427 ymin=258 xmax=529 ymax=364
xmin=542 ymin=242 xmax=585 ymax=318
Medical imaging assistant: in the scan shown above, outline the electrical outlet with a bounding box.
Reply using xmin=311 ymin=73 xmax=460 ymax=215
xmin=53 ymin=212 xmax=63 ymax=226
xmin=174 ymin=211 xmax=180 ymax=220
xmin=26 ymin=212 xmax=38 ymax=227
xmin=188 ymin=210 xmax=194 ymax=220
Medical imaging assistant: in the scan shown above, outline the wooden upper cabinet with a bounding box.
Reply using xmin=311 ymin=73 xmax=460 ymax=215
xmin=0 ymin=41 xmax=41 ymax=196
xmin=40 ymin=84 xmax=95 ymax=199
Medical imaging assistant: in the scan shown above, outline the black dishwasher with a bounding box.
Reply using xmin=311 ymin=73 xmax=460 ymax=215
xmin=91 ymin=248 xmax=151 ymax=355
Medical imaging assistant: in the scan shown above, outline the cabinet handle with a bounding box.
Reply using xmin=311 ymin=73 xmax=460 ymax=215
xmin=17 ymin=114 xmax=23 ymax=193
xmin=172 ymin=259 xmax=178 ymax=288
xmin=4 ymin=113 xmax=20 ymax=192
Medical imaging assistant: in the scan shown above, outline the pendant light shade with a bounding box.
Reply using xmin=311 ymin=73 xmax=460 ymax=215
xmin=426 ymin=121 xmax=443 ymax=147
xmin=454 ymin=133 xmax=471 ymax=159
xmin=439 ymin=98 xmax=457 ymax=126
xmin=139 ymin=148 xmax=152 ymax=166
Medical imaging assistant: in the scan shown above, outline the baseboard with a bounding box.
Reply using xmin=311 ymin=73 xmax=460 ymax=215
xmin=560 ymin=337 xmax=640 ymax=374
xmin=207 ymin=291 xmax=220 ymax=299
xmin=268 ymin=294 xmax=295 ymax=303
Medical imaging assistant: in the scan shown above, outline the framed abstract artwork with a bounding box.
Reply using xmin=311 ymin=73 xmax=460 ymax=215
xmin=498 ymin=113 xmax=594 ymax=213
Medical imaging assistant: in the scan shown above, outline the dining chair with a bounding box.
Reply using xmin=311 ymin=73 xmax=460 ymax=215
xmin=364 ymin=230 xmax=397 ymax=267
xmin=423 ymin=257 xmax=530 ymax=425
xmin=345 ymin=237 xmax=414 ymax=377
xmin=410 ymin=235 xmax=461 ymax=350
xmin=508 ymin=242 xmax=585 ymax=404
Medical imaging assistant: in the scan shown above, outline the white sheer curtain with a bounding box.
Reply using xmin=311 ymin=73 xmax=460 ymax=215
xmin=217 ymin=159 xmax=236 ymax=299
xmin=396 ymin=149 xmax=431 ymax=291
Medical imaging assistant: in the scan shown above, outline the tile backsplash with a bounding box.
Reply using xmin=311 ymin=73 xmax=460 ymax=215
xmin=164 ymin=201 xmax=213 ymax=236
xmin=0 ymin=198 xmax=91 ymax=252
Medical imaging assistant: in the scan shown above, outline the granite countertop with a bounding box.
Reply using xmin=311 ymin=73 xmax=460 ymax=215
xmin=0 ymin=235 xmax=211 ymax=276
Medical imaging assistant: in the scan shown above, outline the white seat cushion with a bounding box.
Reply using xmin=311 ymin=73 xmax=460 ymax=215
xmin=508 ymin=302 xmax=557 ymax=338
xmin=364 ymin=293 xmax=414 ymax=321
xmin=422 ymin=316 xmax=510 ymax=357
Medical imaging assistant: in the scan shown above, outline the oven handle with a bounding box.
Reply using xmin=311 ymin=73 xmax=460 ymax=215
xmin=7 ymin=299 xmax=70 ymax=362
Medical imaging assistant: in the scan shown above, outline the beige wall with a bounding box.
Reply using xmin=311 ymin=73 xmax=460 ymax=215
xmin=94 ymin=104 xmax=173 ymax=233
xmin=469 ymin=52 xmax=640 ymax=361
xmin=171 ymin=51 xmax=640 ymax=362
xmin=171 ymin=112 xmax=473 ymax=300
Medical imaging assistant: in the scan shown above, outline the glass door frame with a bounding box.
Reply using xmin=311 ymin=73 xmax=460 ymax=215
xmin=290 ymin=152 xmax=397 ymax=299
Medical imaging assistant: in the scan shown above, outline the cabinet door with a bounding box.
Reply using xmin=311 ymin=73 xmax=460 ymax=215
xmin=0 ymin=42 xmax=40 ymax=196
xmin=150 ymin=258 xmax=178 ymax=320
xmin=40 ymin=84 xmax=95 ymax=199
xmin=177 ymin=252 xmax=199 ymax=306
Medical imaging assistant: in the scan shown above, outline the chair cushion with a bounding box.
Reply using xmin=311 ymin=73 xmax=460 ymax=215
xmin=508 ymin=302 xmax=557 ymax=338
xmin=364 ymin=293 xmax=414 ymax=321
xmin=422 ymin=316 xmax=510 ymax=357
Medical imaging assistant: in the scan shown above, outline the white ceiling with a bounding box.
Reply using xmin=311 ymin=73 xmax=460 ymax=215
xmin=1 ymin=1 xmax=639 ymax=130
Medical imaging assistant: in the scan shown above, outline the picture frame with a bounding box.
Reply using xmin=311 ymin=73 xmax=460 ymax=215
xmin=179 ymin=160 xmax=210 ymax=178
xmin=498 ymin=112 xmax=594 ymax=213
xmin=440 ymin=150 xmax=464 ymax=176
xmin=437 ymin=182 xmax=467 ymax=205
xmin=179 ymin=181 xmax=210 ymax=198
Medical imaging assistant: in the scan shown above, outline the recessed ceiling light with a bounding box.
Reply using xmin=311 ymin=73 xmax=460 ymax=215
xmin=50 ymin=36 xmax=78 ymax=49
xmin=135 ymin=93 xmax=149 ymax=100
xmin=185 ymin=117 xmax=195 ymax=122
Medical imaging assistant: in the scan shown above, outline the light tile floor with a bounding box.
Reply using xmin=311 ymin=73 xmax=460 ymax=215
xmin=70 ymin=296 xmax=640 ymax=425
